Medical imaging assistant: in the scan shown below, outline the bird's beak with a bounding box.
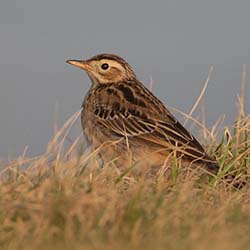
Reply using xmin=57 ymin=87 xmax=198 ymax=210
xmin=66 ymin=60 xmax=93 ymax=71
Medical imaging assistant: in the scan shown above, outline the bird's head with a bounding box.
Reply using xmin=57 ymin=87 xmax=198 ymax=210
xmin=66 ymin=53 xmax=136 ymax=85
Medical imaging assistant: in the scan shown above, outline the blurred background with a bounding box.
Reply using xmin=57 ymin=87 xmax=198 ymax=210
xmin=0 ymin=0 xmax=250 ymax=159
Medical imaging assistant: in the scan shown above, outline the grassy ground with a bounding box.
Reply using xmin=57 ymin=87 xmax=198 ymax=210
xmin=0 ymin=77 xmax=249 ymax=250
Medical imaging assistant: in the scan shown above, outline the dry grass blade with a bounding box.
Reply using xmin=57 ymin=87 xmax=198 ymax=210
xmin=184 ymin=65 xmax=214 ymax=125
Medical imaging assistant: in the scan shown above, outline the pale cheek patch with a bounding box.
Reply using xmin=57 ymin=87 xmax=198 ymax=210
xmin=105 ymin=68 xmax=124 ymax=82
xmin=96 ymin=68 xmax=124 ymax=83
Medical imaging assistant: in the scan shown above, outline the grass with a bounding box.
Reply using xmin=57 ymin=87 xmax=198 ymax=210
xmin=0 ymin=70 xmax=249 ymax=250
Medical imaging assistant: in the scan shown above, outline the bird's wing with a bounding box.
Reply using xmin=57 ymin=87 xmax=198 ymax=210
xmin=93 ymin=101 xmax=212 ymax=162
xmin=93 ymin=104 xmax=156 ymax=136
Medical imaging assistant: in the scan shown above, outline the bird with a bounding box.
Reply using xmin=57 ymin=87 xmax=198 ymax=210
xmin=66 ymin=53 xmax=242 ymax=186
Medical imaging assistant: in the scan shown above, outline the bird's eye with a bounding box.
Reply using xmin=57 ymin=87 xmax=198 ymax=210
xmin=101 ymin=63 xmax=109 ymax=70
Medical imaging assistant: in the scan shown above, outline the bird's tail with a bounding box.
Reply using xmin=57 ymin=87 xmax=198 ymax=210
xmin=205 ymin=162 xmax=245 ymax=189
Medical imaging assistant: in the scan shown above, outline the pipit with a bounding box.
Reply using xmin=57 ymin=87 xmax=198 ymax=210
xmin=66 ymin=53 xmax=242 ymax=186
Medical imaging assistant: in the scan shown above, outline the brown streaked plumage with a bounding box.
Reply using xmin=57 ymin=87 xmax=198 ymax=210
xmin=66 ymin=53 xmax=243 ymax=186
